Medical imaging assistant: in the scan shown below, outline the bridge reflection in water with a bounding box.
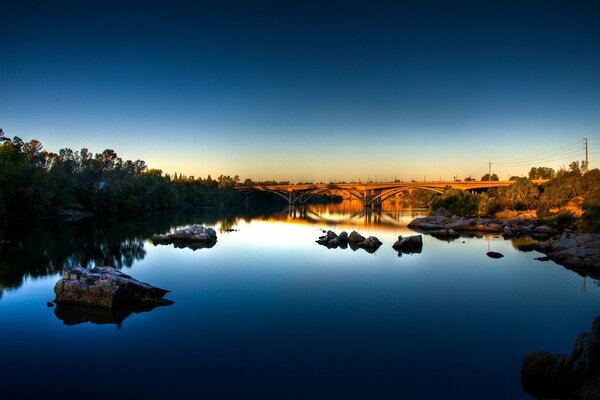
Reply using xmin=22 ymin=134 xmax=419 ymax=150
xmin=269 ymin=201 xmax=430 ymax=230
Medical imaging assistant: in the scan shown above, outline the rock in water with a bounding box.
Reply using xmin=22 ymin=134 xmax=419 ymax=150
xmin=348 ymin=231 xmax=366 ymax=242
xmin=54 ymin=266 xmax=174 ymax=309
xmin=487 ymin=251 xmax=504 ymax=259
xmin=359 ymin=236 xmax=383 ymax=250
xmin=393 ymin=235 xmax=423 ymax=253
xmin=152 ymin=224 xmax=217 ymax=246
xmin=338 ymin=231 xmax=349 ymax=242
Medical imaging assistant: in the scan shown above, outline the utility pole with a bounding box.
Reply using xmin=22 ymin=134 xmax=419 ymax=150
xmin=584 ymin=137 xmax=589 ymax=173
xmin=488 ymin=162 xmax=491 ymax=180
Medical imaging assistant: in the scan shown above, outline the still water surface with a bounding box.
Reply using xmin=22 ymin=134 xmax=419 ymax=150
xmin=1 ymin=203 xmax=599 ymax=399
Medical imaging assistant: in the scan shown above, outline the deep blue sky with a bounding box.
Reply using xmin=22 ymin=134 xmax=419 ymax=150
xmin=1 ymin=0 xmax=599 ymax=181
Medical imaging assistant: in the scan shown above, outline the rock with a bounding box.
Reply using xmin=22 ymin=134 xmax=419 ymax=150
xmin=46 ymin=301 xmax=54 ymax=308
xmin=430 ymin=229 xmax=460 ymax=239
xmin=534 ymin=256 xmax=550 ymax=261
xmin=521 ymin=352 xmax=569 ymax=399
xmin=326 ymin=230 xmax=338 ymax=240
xmin=152 ymin=224 xmax=217 ymax=247
xmin=486 ymin=251 xmax=504 ymax=259
xmin=517 ymin=243 xmax=536 ymax=252
xmin=348 ymin=231 xmax=366 ymax=242
xmin=550 ymin=239 xmax=579 ymax=252
xmin=575 ymin=233 xmax=600 ymax=247
xmin=328 ymin=237 xmax=341 ymax=247
xmin=407 ymin=218 xmax=445 ymax=231
xmin=54 ymin=265 xmax=174 ymax=309
xmin=393 ymin=235 xmax=423 ymax=253
xmin=206 ymin=228 xmax=217 ymax=240
xmin=503 ymin=227 xmax=514 ymax=238
xmin=521 ymin=316 xmax=600 ymax=400
xmin=534 ymin=225 xmax=555 ymax=234
xmin=359 ymin=236 xmax=383 ymax=250
xmin=338 ymin=231 xmax=349 ymax=242
xmin=446 ymin=219 xmax=476 ymax=231
xmin=316 ymin=237 xmax=329 ymax=245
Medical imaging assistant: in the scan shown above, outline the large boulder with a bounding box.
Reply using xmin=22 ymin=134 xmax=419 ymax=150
xmin=348 ymin=231 xmax=366 ymax=242
xmin=393 ymin=235 xmax=423 ymax=253
xmin=54 ymin=266 xmax=174 ymax=309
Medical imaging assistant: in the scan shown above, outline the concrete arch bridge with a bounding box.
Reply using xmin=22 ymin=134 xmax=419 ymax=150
xmin=236 ymin=180 xmax=544 ymax=208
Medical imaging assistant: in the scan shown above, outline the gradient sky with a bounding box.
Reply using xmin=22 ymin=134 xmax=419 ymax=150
xmin=2 ymin=0 xmax=600 ymax=182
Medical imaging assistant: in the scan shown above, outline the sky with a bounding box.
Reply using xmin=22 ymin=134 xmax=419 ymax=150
xmin=1 ymin=0 xmax=600 ymax=182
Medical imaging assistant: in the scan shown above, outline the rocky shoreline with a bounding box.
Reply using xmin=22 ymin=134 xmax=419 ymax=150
xmin=408 ymin=208 xmax=600 ymax=270
xmin=408 ymin=208 xmax=561 ymax=240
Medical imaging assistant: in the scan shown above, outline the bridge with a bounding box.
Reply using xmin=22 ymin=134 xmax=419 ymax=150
xmin=236 ymin=180 xmax=548 ymax=208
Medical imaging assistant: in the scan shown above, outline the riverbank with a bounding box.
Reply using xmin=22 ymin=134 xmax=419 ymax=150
xmin=409 ymin=208 xmax=600 ymax=272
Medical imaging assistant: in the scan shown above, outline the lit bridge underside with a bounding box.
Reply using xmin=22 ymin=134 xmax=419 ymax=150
xmin=235 ymin=180 xmax=547 ymax=208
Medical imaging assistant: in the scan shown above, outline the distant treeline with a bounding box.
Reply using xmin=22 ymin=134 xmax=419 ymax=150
xmin=406 ymin=162 xmax=600 ymax=231
xmin=0 ymin=130 xmax=250 ymax=221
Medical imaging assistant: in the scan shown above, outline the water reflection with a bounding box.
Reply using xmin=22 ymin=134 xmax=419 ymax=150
xmin=53 ymin=303 xmax=168 ymax=328
xmin=2 ymin=201 xmax=598 ymax=300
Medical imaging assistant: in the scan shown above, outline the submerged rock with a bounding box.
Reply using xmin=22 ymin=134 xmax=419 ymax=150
xmin=392 ymin=235 xmax=423 ymax=253
xmin=54 ymin=265 xmax=174 ymax=309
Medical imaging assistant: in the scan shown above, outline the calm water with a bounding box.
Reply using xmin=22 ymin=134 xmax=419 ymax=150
xmin=1 ymin=203 xmax=599 ymax=399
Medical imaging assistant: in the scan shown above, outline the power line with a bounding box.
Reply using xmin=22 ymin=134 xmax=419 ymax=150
xmin=492 ymin=150 xmax=584 ymax=168
xmin=491 ymin=141 xmax=581 ymax=165
xmin=493 ymin=147 xmax=581 ymax=166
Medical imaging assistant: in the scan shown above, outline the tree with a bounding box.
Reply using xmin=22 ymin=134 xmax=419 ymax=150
xmin=528 ymin=167 xmax=555 ymax=180
xmin=481 ymin=173 xmax=499 ymax=181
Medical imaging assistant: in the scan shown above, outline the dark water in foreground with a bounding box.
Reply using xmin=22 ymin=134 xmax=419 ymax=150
xmin=1 ymin=203 xmax=599 ymax=399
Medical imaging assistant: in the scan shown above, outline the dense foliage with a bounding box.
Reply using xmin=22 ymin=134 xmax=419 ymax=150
xmin=427 ymin=162 xmax=600 ymax=231
xmin=0 ymin=130 xmax=244 ymax=220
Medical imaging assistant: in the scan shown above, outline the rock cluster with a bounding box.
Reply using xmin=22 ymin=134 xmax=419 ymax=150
xmin=531 ymin=232 xmax=600 ymax=271
xmin=152 ymin=225 xmax=217 ymax=247
xmin=392 ymin=235 xmax=423 ymax=254
xmin=522 ymin=316 xmax=600 ymax=399
xmin=54 ymin=265 xmax=174 ymax=309
xmin=407 ymin=207 xmax=559 ymax=240
xmin=316 ymin=230 xmax=382 ymax=253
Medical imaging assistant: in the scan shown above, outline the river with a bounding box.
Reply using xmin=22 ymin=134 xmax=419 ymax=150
xmin=1 ymin=203 xmax=598 ymax=399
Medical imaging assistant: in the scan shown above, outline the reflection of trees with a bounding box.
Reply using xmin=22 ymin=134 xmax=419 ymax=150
xmin=0 ymin=219 xmax=148 ymax=297
xmin=0 ymin=205 xmax=283 ymax=297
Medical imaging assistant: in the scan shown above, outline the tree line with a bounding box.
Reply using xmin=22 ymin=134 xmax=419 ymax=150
xmin=0 ymin=130 xmax=246 ymax=221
